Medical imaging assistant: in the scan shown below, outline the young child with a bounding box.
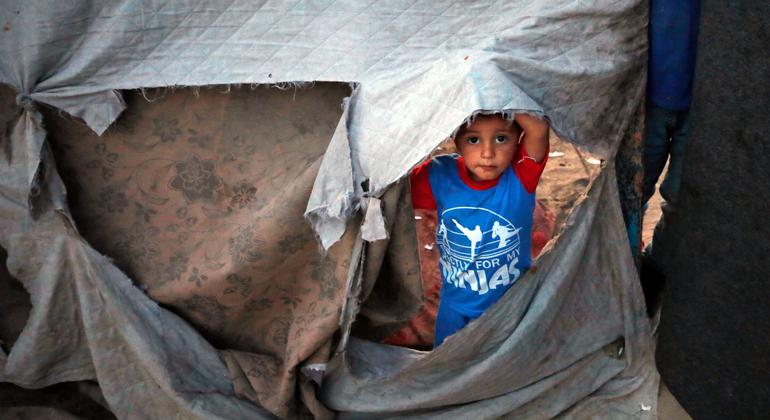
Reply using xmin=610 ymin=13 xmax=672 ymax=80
xmin=410 ymin=112 xmax=550 ymax=347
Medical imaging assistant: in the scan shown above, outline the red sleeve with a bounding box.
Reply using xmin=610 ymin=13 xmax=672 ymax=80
xmin=409 ymin=160 xmax=437 ymax=210
xmin=513 ymin=142 xmax=549 ymax=194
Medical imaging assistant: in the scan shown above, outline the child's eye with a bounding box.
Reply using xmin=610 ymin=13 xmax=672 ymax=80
xmin=495 ymin=135 xmax=509 ymax=143
xmin=466 ymin=136 xmax=480 ymax=145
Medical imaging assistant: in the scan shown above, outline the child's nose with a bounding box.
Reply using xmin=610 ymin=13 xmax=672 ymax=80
xmin=481 ymin=143 xmax=495 ymax=158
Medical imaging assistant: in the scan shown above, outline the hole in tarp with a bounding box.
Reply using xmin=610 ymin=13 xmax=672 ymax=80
xmin=42 ymin=83 xmax=353 ymax=352
xmin=381 ymin=122 xmax=603 ymax=350
xmin=0 ymin=246 xmax=32 ymax=355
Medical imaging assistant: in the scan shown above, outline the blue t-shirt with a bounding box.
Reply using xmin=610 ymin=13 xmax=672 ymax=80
xmin=647 ymin=0 xmax=702 ymax=111
xmin=428 ymin=155 xmax=535 ymax=317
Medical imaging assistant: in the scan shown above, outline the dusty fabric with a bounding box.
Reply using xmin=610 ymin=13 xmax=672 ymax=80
xmin=1 ymin=1 xmax=658 ymax=418
xmin=1 ymin=0 xmax=648 ymax=247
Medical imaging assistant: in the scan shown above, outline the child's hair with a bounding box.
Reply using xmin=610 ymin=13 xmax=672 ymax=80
xmin=453 ymin=112 xmax=523 ymax=141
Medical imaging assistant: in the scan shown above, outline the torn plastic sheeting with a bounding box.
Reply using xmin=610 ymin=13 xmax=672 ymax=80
xmin=0 ymin=217 xmax=272 ymax=418
xmin=1 ymin=84 xmax=380 ymax=419
xmin=336 ymin=231 xmax=367 ymax=355
xmin=0 ymin=105 xmax=274 ymax=416
xmin=360 ymin=197 xmax=388 ymax=243
xmin=29 ymin=89 xmax=125 ymax=136
xmin=305 ymin=91 xmax=357 ymax=249
xmin=1 ymin=0 xmax=646 ymax=248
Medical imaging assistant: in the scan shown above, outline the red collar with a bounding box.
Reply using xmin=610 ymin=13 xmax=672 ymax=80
xmin=456 ymin=156 xmax=500 ymax=190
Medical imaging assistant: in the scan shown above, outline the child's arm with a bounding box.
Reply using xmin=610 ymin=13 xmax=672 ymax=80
xmin=515 ymin=113 xmax=550 ymax=162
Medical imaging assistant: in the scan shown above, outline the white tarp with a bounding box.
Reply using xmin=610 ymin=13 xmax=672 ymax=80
xmin=1 ymin=0 xmax=647 ymax=247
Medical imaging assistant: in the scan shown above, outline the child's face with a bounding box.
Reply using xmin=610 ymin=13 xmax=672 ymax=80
xmin=455 ymin=116 xmax=521 ymax=182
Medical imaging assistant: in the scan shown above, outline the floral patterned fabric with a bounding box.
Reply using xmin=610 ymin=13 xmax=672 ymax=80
xmin=37 ymin=85 xmax=421 ymax=418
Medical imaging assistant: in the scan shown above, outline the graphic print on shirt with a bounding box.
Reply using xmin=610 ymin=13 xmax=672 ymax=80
xmin=438 ymin=206 xmax=523 ymax=296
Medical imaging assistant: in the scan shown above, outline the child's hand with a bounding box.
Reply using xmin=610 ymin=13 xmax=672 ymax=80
xmin=515 ymin=113 xmax=550 ymax=162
